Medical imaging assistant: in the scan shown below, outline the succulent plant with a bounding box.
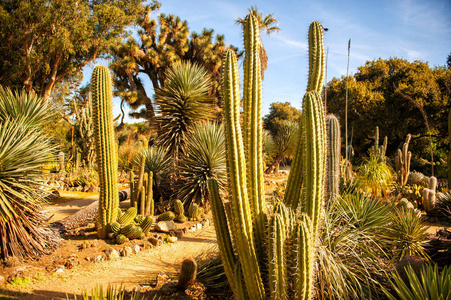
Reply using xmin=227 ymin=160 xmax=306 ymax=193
xmin=174 ymin=200 xmax=184 ymax=215
xmin=140 ymin=216 xmax=154 ymax=234
xmin=91 ymin=65 xmax=119 ymax=239
xmin=108 ymin=221 xmax=121 ymax=233
xmin=118 ymin=207 xmax=137 ymax=225
xmin=158 ymin=211 xmax=176 ymax=221
xmin=115 ymin=234 xmax=127 ymax=245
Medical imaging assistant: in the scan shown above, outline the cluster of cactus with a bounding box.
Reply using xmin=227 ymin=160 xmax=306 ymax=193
xmin=423 ymin=176 xmax=437 ymax=214
xmin=188 ymin=203 xmax=203 ymax=221
xmin=73 ymin=96 xmax=95 ymax=169
xmin=91 ymin=65 xmax=119 ymax=239
xmin=369 ymin=126 xmax=387 ymax=162
xmin=207 ymin=16 xmax=326 ymax=300
xmin=174 ymin=200 xmax=187 ymax=223
xmin=108 ymin=207 xmax=154 ymax=243
xmin=326 ymin=114 xmax=341 ymax=202
xmin=395 ymin=134 xmax=412 ymax=187
xmin=129 ymin=156 xmax=154 ymax=217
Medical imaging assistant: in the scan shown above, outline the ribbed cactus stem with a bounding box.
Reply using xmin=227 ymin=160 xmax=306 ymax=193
xmin=395 ymin=134 xmax=412 ymax=187
xmin=222 ymin=49 xmax=265 ymax=299
xmin=135 ymin=154 xmax=146 ymax=206
xmin=293 ymin=217 xmax=313 ymax=300
xmin=91 ymin=65 xmax=119 ymax=239
xmin=139 ymin=185 xmax=146 ymax=216
xmin=207 ymin=179 xmax=246 ymax=299
xmin=326 ymin=114 xmax=340 ymax=202
xmin=307 ymin=21 xmax=325 ymax=93
xmin=129 ymin=170 xmax=135 ymax=208
xmin=146 ymin=171 xmax=153 ymax=216
xmin=268 ymin=214 xmax=287 ymax=300
xmin=243 ymin=13 xmax=266 ymax=262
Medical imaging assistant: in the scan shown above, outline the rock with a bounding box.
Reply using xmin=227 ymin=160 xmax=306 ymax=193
xmin=105 ymin=247 xmax=120 ymax=260
xmin=154 ymin=221 xmax=177 ymax=233
xmin=0 ymin=275 xmax=5 ymax=286
xmin=167 ymin=236 xmax=177 ymax=243
xmin=149 ymin=237 xmax=163 ymax=247
xmin=65 ymin=259 xmax=76 ymax=269
xmin=133 ymin=245 xmax=141 ymax=254
xmin=196 ymin=223 xmax=202 ymax=230
xmin=85 ymin=257 xmax=92 ymax=262
xmin=160 ymin=282 xmax=178 ymax=295
xmin=55 ymin=267 xmax=64 ymax=273
xmin=120 ymin=246 xmax=133 ymax=257
xmin=155 ymin=272 xmax=170 ymax=289
xmin=93 ymin=255 xmax=104 ymax=263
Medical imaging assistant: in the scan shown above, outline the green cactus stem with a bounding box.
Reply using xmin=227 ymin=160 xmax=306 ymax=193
xmin=326 ymin=114 xmax=341 ymax=203
xmin=268 ymin=214 xmax=287 ymax=300
xmin=243 ymin=13 xmax=267 ymax=263
xmin=135 ymin=154 xmax=146 ymax=207
xmin=293 ymin=217 xmax=314 ymax=300
xmin=146 ymin=171 xmax=154 ymax=216
xmin=139 ymin=185 xmax=146 ymax=216
xmin=91 ymin=65 xmax=119 ymax=239
xmin=447 ymin=109 xmax=451 ymax=188
xmin=395 ymin=134 xmax=412 ymax=187
xmin=307 ymin=21 xmax=325 ymax=93
xmin=158 ymin=211 xmax=175 ymax=221
xmin=118 ymin=207 xmax=137 ymax=225
xmin=129 ymin=170 xmax=135 ymax=208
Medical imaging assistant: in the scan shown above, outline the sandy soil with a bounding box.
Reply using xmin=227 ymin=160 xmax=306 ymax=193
xmin=0 ymin=191 xmax=219 ymax=300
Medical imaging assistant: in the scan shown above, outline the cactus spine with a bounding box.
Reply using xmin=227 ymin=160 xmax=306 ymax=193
xmin=326 ymin=114 xmax=341 ymax=202
xmin=91 ymin=65 xmax=119 ymax=239
xmin=208 ymin=18 xmax=327 ymax=300
xmin=395 ymin=134 xmax=412 ymax=187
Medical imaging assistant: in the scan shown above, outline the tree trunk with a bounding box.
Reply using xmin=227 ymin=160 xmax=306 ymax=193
xmin=52 ymin=189 xmax=130 ymax=232
xmin=264 ymin=155 xmax=284 ymax=174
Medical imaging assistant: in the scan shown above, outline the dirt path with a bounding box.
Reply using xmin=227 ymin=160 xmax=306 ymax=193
xmin=1 ymin=192 xmax=218 ymax=299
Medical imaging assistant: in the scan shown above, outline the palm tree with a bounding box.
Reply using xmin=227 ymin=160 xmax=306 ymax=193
xmin=0 ymin=86 xmax=61 ymax=260
xmin=155 ymin=60 xmax=213 ymax=163
xmin=236 ymin=6 xmax=280 ymax=78
xmin=178 ymin=122 xmax=226 ymax=207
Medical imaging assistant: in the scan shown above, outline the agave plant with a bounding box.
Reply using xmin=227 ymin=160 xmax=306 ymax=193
xmin=68 ymin=284 xmax=147 ymax=300
xmin=178 ymin=121 xmax=226 ymax=207
xmin=0 ymin=88 xmax=60 ymax=260
xmin=155 ymin=60 xmax=213 ymax=162
xmin=383 ymin=264 xmax=451 ymax=300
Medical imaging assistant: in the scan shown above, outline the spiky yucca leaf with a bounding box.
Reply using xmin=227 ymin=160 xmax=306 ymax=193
xmin=178 ymin=122 xmax=226 ymax=206
xmin=155 ymin=60 xmax=213 ymax=160
xmin=0 ymin=86 xmax=56 ymax=127
xmin=67 ymin=284 xmax=146 ymax=300
xmin=0 ymin=117 xmax=60 ymax=260
xmin=316 ymin=191 xmax=393 ymax=299
xmin=383 ymin=264 xmax=451 ymax=300
xmin=356 ymin=156 xmax=393 ymax=197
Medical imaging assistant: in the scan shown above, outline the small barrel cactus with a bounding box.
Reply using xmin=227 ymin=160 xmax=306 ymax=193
xmin=118 ymin=207 xmax=137 ymax=225
xmin=177 ymin=258 xmax=197 ymax=290
xmin=141 ymin=216 xmax=154 ymax=234
xmin=174 ymin=200 xmax=184 ymax=215
xmin=158 ymin=211 xmax=176 ymax=221
xmin=109 ymin=221 xmax=121 ymax=233
xmin=115 ymin=234 xmax=127 ymax=245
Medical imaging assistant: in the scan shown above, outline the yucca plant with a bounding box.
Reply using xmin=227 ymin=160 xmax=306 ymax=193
xmin=133 ymin=146 xmax=172 ymax=201
xmin=316 ymin=191 xmax=393 ymax=299
xmin=178 ymin=121 xmax=226 ymax=207
xmin=356 ymin=156 xmax=394 ymax=197
xmin=436 ymin=191 xmax=451 ymax=220
xmin=0 ymin=88 xmax=61 ymax=260
xmin=383 ymin=264 xmax=451 ymax=300
xmin=388 ymin=206 xmax=429 ymax=260
xmin=264 ymin=120 xmax=299 ymax=174
xmin=155 ymin=60 xmax=213 ymax=162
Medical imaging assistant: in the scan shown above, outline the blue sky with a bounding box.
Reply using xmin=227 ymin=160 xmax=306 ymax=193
xmin=85 ymin=0 xmax=451 ymax=123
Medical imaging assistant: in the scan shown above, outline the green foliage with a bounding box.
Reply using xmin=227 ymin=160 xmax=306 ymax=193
xmin=389 ymin=206 xmax=429 ymax=259
xmin=0 ymin=0 xmax=156 ymax=100
xmin=67 ymin=284 xmax=146 ymax=300
xmin=326 ymin=58 xmax=451 ymax=162
xmin=0 ymin=87 xmax=60 ymax=260
xmin=316 ymin=191 xmax=393 ymax=299
xmin=155 ymin=60 xmax=213 ymax=161
xmin=263 ymin=102 xmax=301 ymax=137
xmin=356 ymin=156 xmax=394 ymax=197
xmin=383 ymin=264 xmax=451 ymax=300
xmin=178 ymin=122 xmax=226 ymax=207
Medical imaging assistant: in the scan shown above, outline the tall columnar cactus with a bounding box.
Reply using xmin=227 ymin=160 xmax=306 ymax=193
xmin=326 ymin=114 xmax=341 ymax=202
xmin=423 ymin=176 xmax=437 ymax=214
xmin=370 ymin=126 xmax=387 ymax=162
xmin=145 ymin=171 xmax=154 ymax=216
xmin=395 ymin=134 xmax=412 ymax=187
xmin=208 ymin=18 xmax=326 ymax=300
xmin=91 ymin=65 xmax=119 ymax=239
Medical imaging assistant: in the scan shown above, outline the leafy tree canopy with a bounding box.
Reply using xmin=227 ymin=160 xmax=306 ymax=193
xmin=263 ymin=101 xmax=301 ymax=136
xmin=0 ymin=0 xmax=159 ymax=99
xmin=326 ymin=57 xmax=451 ymax=166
